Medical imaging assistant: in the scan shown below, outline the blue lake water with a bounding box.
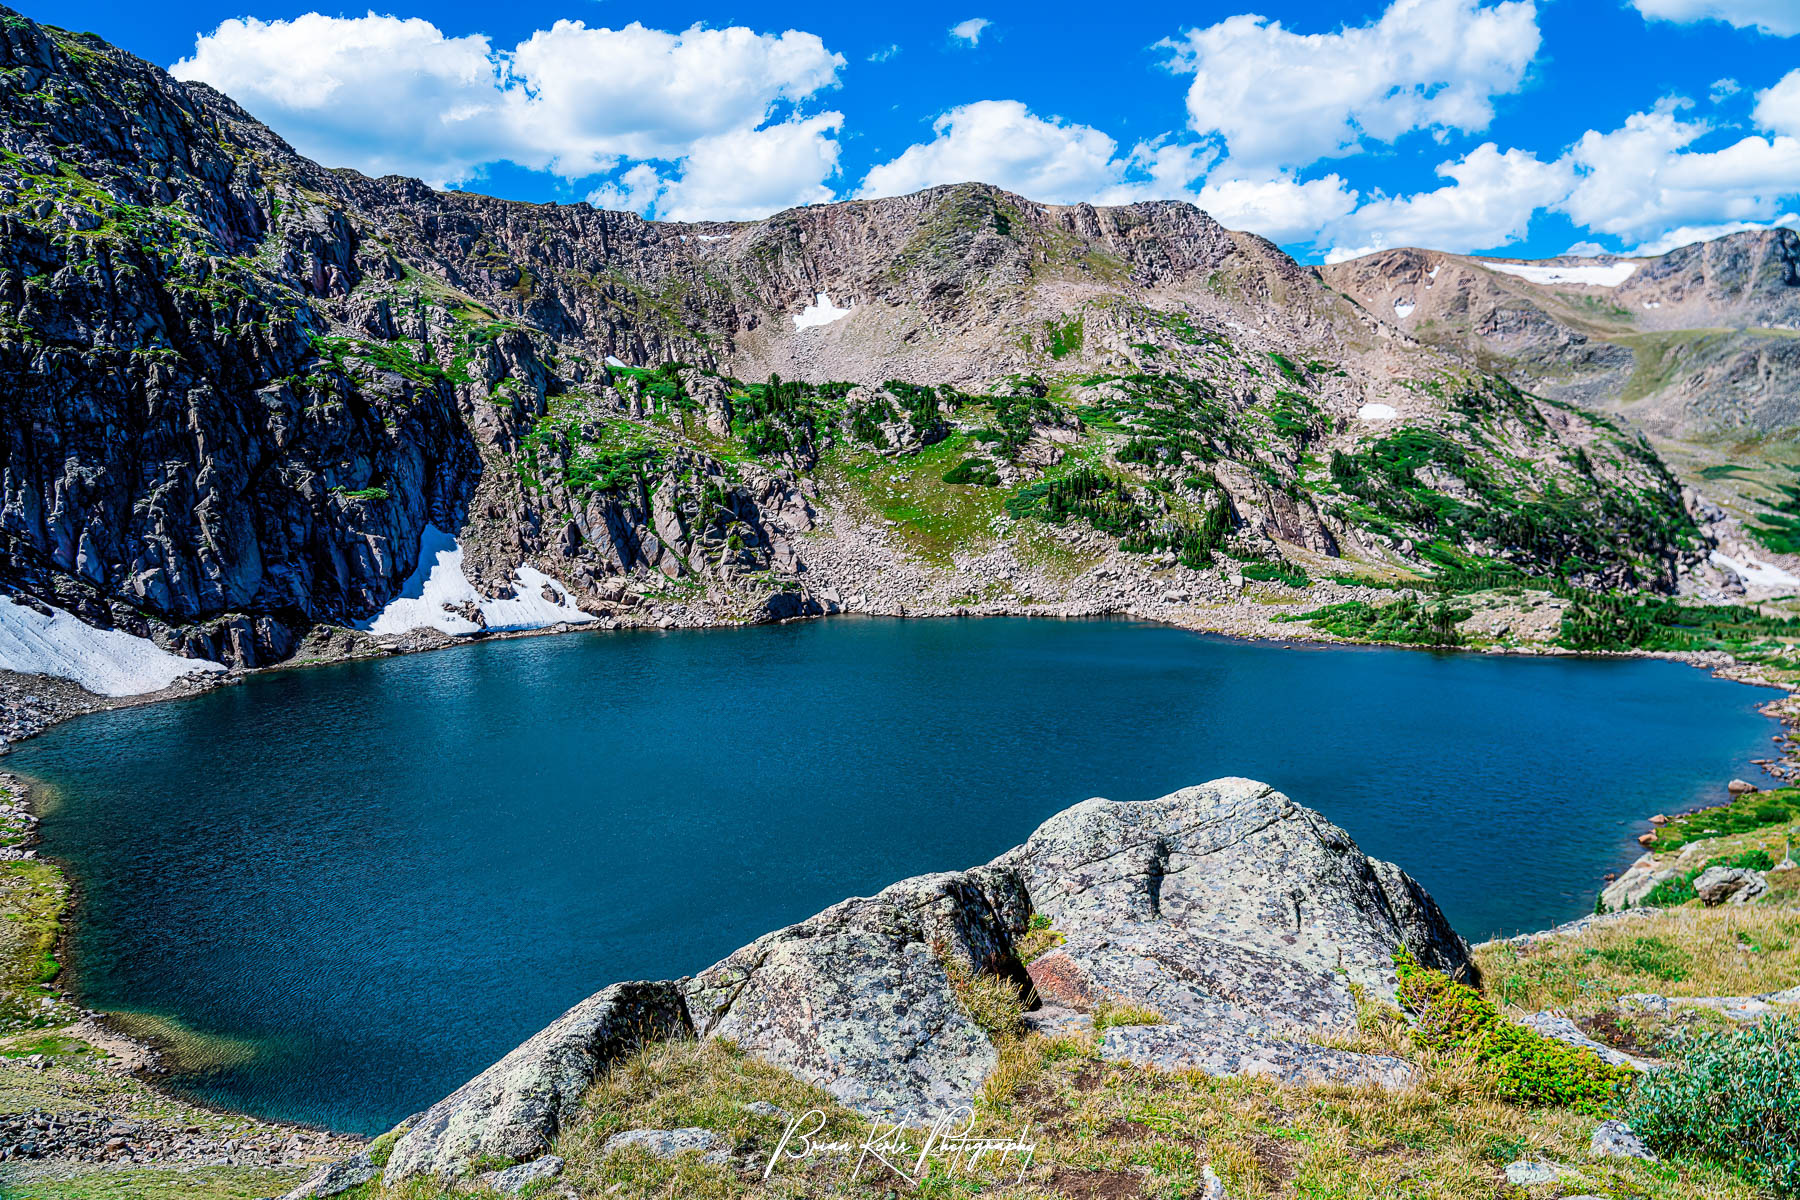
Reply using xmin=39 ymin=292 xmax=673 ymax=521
xmin=13 ymin=616 xmax=1780 ymax=1134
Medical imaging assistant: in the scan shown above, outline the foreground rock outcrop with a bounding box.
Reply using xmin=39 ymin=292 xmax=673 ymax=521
xmin=365 ymin=779 xmax=1471 ymax=1185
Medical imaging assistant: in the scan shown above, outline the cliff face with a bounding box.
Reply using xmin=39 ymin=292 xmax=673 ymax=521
xmin=0 ymin=9 xmax=1713 ymax=675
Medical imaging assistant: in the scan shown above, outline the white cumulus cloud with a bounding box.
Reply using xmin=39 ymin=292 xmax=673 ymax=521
xmin=860 ymin=100 xmax=1134 ymax=204
xmin=1558 ymin=99 xmax=1800 ymax=242
xmin=1161 ymin=0 xmax=1541 ymax=169
xmin=172 ymin=13 xmax=846 ymax=218
xmin=1194 ymin=174 xmax=1359 ymax=244
xmin=1630 ymin=0 xmax=1800 ymax=36
xmin=949 ymin=17 xmax=992 ymax=45
xmin=1755 ymin=69 xmax=1800 ymax=136
xmin=1324 ymin=143 xmax=1573 ymax=256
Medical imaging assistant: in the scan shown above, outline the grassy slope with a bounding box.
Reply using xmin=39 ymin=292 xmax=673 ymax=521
xmin=325 ymin=818 xmax=1799 ymax=1200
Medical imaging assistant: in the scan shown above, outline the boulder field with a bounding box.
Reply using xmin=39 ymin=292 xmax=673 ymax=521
xmin=295 ymin=778 xmax=1472 ymax=1194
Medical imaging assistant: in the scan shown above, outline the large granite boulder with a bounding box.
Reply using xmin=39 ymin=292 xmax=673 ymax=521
xmin=998 ymin=781 xmax=1464 ymax=1087
xmin=381 ymin=981 xmax=689 ymax=1182
xmin=683 ymin=868 xmax=1031 ymax=1119
xmin=683 ymin=779 xmax=1470 ymax=1119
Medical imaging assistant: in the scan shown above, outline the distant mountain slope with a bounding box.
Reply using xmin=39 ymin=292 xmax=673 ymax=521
xmin=1319 ymin=231 xmax=1800 ymax=439
xmin=0 ymin=8 xmax=1716 ymax=675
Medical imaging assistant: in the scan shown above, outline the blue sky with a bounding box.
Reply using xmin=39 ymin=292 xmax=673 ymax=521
xmin=26 ymin=0 xmax=1800 ymax=262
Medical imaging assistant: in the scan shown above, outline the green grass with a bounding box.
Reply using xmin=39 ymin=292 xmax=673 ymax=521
xmin=0 ymin=1167 xmax=313 ymax=1199
xmin=1648 ymin=789 xmax=1800 ymax=853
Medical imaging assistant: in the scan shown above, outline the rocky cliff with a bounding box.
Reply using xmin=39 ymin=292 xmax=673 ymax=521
xmin=307 ymin=779 xmax=1474 ymax=1189
xmin=0 ymin=7 xmax=1722 ymax=688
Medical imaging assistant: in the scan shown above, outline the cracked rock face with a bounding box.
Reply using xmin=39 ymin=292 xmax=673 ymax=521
xmin=380 ymin=981 xmax=689 ymax=1182
xmin=683 ymin=779 xmax=1470 ymax=1119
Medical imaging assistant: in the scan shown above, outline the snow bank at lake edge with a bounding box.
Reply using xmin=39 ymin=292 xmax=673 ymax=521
xmin=363 ymin=526 xmax=596 ymax=637
xmin=0 ymin=597 xmax=225 ymax=697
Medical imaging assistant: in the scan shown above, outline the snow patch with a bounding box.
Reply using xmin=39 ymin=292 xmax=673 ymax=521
xmin=1643 ymin=300 xmax=1661 ymax=310
xmin=1711 ymin=549 xmax=1800 ymax=590
xmin=1428 ymin=265 xmax=1441 ymax=281
xmin=794 ymin=292 xmax=853 ymax=330
xmin=604 ymin=355 xmax=628 ymax=369
xmin=1481 ymin=260 xmax=1639 ymax=287
xmin=363 ymin=525 xmax=596 ymax=637
xmin=1393 ymin=299 xmax=1416 ymax=319
xmin=1357 ymin=403 xmax=1399 ymax=420
xmin=0 ymin=596 xmax=225 ymax=697
xmin=696 ymin=234 xmax=731 ymax=242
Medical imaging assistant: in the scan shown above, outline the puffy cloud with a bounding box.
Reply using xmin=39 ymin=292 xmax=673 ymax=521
xmin=1324 ymin=143 xmax=1573 ymax=255
xmin=171 ymin=14 xmax=510 ymax=183
xmin=859 ymin=100 xmax=1134 ymax=203
xmin=949 ymin=18 xmax=992 ymax=45
xmin=1558 ymin=100 xmax=1800 ymax=241
xmin=1161 ymin=0 xmax=1541 ymax=169
xmin=652 ymin=115 xmax=845 ymax=221
xmin=1194 ymin=174 xmax=1359 ymax=243
xmin=1630 ymin=0 xmax=1800 ymax=36
xmin=1755 ymin=69 xmax=1800 ymax=136
xmin=172 ymin=13 xmax=846 ymax=217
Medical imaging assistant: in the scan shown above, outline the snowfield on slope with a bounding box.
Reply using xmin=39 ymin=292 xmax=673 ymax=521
xmin=794 ymin=292 xmax=853 ymax=330
xmin=0 ymin=597 xmax=225 ymax=696
xmin=1710 ymin=549 xmax=1800 ymax=591
xmin=363 ymin=526 xmax=597 ymax=637
xmin=1479 ymin=260 xmax=1640 ymax=287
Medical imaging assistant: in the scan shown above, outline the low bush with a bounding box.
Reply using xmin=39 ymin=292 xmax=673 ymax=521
xmin=941 ymin=456 xmax=1000 ymax=486
xmin=1395 ymin=949 xmax=1631 ymax=1114
xmin=1651 ymin=791 xmax=1800 ymax=852
xmin=1625 ymin=1015 xmax=1800 ymax=1194
xmin=1241 ymin=560 xmax=1310 ymax=588
xmin=1637 ymin=850 xmax=1778 ymax=909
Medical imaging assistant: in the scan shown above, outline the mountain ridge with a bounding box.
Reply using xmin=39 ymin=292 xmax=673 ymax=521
xmin=0 ymin=5 xmax=1762 ymax=690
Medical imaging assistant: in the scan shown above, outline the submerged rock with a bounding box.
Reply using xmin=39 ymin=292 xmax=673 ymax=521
xmin=381 ymin=981 xmax=689 ymax=1183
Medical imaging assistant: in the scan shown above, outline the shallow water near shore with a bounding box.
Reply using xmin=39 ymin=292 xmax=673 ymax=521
xmin=13 ymin=616 xmax=1780 ymax=1133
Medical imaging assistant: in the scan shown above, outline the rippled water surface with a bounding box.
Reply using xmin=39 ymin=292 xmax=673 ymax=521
xmin=14 ymin=617 xmax=1778 ymax=1132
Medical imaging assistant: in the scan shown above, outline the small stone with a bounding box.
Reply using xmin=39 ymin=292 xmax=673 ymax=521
xmin=601 ymin=1128 xmax=722 ymax=1160
xmin=280 ymin=1152 xmax=380 ymax=1199
xmin=741 ymin=1101 xmax=785 ymax=1119
xmin=1590 ymin=1120 xmax=1654 ymax=1161
xmin=1503 ymin=1160 xmax=1561 ymax=1185
xmin=480 ymin=1155 xmax=564 ymax=1195
xmin=1200 ymin=1162 xmax=1230 ymax=1199
xmin=1728 ymin=779 xmax=1758 ymax=795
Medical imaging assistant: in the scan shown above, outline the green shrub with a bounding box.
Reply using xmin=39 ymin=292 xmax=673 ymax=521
xmin=1626 ymin=1015 xmax=1800 ymax=1194
xmin=941 ymin=457 xmax=1000 ymax=486
xmin=1635 ymin=850 xmax=1779 ymax=909
xmin=1394 ymin=949 xmax=1631 ymax=1114
xmin=1651 ymin=791 xmax=1800 ymax=851
xmin=1592 ymin=936 xmax=1689 ymax=981
xmin=1242 ymin=560 xmax=1311 ymax=588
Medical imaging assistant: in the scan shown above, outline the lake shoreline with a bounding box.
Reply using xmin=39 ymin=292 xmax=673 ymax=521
xmin=0 ymin=608 xmax=1793 ymax=1162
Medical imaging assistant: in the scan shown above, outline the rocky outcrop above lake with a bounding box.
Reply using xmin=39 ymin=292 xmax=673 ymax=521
xmin=0 ymin=6 xmax=1714 ymax=690
xmin=369 ymin=779 xmax=1471 ymax=1184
